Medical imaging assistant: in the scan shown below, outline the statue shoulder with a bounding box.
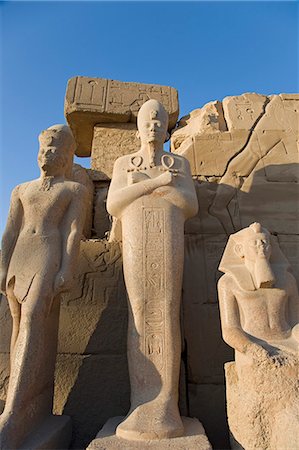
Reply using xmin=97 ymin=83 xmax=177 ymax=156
xmin=218 ymin=273 xmax=236 ymax=291
xmin=114 ymin=153 xmax=136 ymax=168
xmin=11 ymin=181 xmax=32 ymax=198
xmin=65 ymin=180 xmax=89 ymax=199
xmin=168 ymin=152 xmax=191 ymax=172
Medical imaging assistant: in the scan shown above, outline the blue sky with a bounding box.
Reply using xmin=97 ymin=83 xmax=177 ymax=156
xmin=1 ymin=0 xmax=298 ymax=238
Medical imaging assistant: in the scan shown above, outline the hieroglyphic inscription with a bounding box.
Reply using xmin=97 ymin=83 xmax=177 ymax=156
xmin=143 ymin=208 xmax=166 ymax=371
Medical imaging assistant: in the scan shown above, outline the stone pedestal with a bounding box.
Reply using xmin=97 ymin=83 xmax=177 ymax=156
xmin=87 ymin=416 xmax=211 ymax=450
xmin=20 ymin=415 xmax=71 ymax=450
xmin=226 ymin=361 xmax=299 ymax=450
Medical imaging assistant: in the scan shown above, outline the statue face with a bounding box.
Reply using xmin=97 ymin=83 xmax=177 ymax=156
xmin=242 ymin=233 xmax=272 ymax=262
xmin=38 ymin=129 xmax=69 ymax=174
xmin=137 ymin=100 xmax=168 ymax=145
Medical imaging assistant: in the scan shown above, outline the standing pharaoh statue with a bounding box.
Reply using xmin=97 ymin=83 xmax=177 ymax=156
xmin=106 ymin=100 xmax=198 ymax=440
xmin=218 ymin=222 xmax=299 ymax=450
xmin=0 ymin=125 xmax=88 ymax=449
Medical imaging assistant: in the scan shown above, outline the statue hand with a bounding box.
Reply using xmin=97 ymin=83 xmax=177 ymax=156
xmin=54 ymin=270 xmax=73 ymax=295
xmin=246 ymin=342 xmax=270 ymax=361
xmin=158 ymin=170 xmax=173 ymax=187
xmin=128 ymin=171 xmax=150 ymax=185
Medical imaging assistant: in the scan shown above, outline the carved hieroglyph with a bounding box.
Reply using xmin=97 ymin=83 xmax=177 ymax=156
xmin=0 ymin=125 xmax=88 ymax=449
xmin=218 ymin=223 xmax=299 ymax=450
xmin=65 ymin=77 xmax=179 ymax=156
xmin=102 ymin=99 xmax=201 ymax=443
xmin=172 ymin=93 xmax=299 ymax=235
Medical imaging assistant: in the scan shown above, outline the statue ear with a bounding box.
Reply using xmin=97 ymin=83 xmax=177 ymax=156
xmin=234 ymin=243 xmax=244 ymax=259
xmin=164 ymin=131 xmax=170 ymax=142
xmin=136 ymin=131 xmax=140 ymax=140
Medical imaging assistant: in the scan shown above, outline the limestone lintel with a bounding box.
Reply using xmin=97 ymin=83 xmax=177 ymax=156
xmin=65 ymin=76 xmax=179 ymax=156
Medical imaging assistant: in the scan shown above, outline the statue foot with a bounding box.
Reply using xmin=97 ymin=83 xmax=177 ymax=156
xmin=116 ymin=399 xmax=184 ymax=440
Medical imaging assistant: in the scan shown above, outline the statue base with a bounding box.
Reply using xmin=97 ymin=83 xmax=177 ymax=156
xmin=87 ymin=416 xmax=211 ymax=449
xmin=20 ymin=415 xmax=72 ymax=450
xmin=226 ymin=360 xmax=299 ymax=450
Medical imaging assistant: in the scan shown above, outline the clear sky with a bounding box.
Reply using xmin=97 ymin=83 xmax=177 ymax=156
xmin=0 ymin=0 xmax=298 ymax=238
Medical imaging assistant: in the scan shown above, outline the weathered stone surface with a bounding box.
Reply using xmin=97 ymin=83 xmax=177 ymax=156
xmin=188 ymin=383 xmax=230 ymax=450
xmin=58 ymin=240 xmax=127 ymax=355
xmin=91 ymin=123 xmax=139 ymax=178
xmin=226 ymin=361 xmax=299 ymax=450
xmin=222 ymin=93 xmax=268 ymax=130
xmin=54 ymin=353 xmax=130 ymax=450
xmin=172 ymin=93 xmax=299 ymax=235
xmin=72 ymin=163 xmax=94 ymax=238
xmin=65 ymin=77 xmax=179 ymax=156
xmin=93 ymin=185 xmax=111 ymax=239
xmin=88 ymin=416 xmax=212 ymax=450
xmin=218 ymin=223 xmax=299 ymax=450
xmin=0 ymin=125 xmax=87 ymax=449
xmin=21 ymin=415 xmax=72 ymax=450
xmin=183 ymin=235 xmax=232 ymax=385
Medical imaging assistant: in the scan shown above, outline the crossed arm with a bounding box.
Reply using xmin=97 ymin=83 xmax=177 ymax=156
xmin=107 ymin=156 xmax=198 ymax=219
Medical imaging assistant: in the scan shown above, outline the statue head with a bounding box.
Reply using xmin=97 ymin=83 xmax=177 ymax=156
xmin=233 ymin=222 xmax=272 ymax=263
xmin=136 ymin=99 xmax=169 ymax=146
xmin=219 ymin=223 xmax=280 ymax=290
xmin=38 ymin=124 xmax=76 ymax=176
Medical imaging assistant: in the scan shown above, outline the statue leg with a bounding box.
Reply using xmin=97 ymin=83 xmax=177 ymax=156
xmin=6 ymin=280 xmax=21 ymax=360
xmin=117 ymin=208 xmax=184 ymax=440
xmin=0 ymin=276 xmax=61 ymax=449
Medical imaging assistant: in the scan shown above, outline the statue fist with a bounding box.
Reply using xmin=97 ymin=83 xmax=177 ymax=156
xmin=159 ymin=170 xmax=173 ymax=186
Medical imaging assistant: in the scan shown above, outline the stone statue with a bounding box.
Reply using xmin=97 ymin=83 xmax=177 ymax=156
xmin=218 ymin=222 xmax=299 ymax=449
xmin=106 ymin=100 xmax=198 ymax=440
xmin=0 ymin=125 xmax=88 ymax=449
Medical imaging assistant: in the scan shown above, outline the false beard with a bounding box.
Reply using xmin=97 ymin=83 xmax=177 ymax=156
xmin=39 ymin=176 xmax=55 ymax=192
xmin=254 ymin=257 xmax=275 ymax=288
xmin=148 ymin=142 xmax=155 ymax=168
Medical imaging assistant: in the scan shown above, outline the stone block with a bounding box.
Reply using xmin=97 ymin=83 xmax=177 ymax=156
xmin=59 ymin=239 xmax=127 ymax=355
xmin=91 ymin=123 xmax=139 ymax=178
xmin=222 ymin=93 xmax=268 ymax=130
xmin=54 ymin=353 xmax=130 ymax=450
xmin=182 ymin=235 xmax=233 ymax=386
xmin=21 ymin=415 xmax=72 ymax=450
xmin=277 ymin=234 xmax=299 ymax=286
xmin=188 ymin=383 xmax=230 ymax=450
xmin=172 ymin=93 xmax=299 ymax=235
xmin=88 ymin=416 xmax=211 ymax=450
xmin=225 ymin=361 xmax=299 ymax=450
xmin=65 ymin=77 xmax=179 ymax=156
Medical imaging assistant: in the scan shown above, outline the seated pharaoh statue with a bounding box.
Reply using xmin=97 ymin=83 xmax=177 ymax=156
xmin=106 ymin=99 xmax=199 ymax=441
xmin=0 ymin=125 xmax=88 ymax=449
xmin=218 ymin=222 xmax=299 ymax=450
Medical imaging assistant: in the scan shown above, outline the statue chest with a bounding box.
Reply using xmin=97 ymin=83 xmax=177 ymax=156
xmin=236 ymin=288 xmax=288 ymax=324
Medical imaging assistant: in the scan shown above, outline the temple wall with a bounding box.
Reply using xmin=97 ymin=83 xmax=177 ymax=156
xmin=0 ymin=84 xmax=298 ymax=449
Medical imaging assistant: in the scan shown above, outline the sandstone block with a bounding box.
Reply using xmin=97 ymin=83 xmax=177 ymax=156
xmin=222 ymin=93 xmax=268 ymax=130
xmin=87 ymin=416 xmax=212 ymax=450
xmin=65 ymin=77 xmax=179 ymax=156
xmin=91 ymin=123 xmax=139 ymax=178
xmin=172 ymin=93 xmax=299 ymax=235
xmin=226 ymin=361 xmax=299 ymax=450
xmin=188 ymin=383 xmax=230 ymax=450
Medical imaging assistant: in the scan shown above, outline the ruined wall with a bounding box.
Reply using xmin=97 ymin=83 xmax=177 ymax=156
xmin=171 ymin=93 xmax=299 ymax=449
xmin=0 ymin=84 xmax=297 ymax=449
